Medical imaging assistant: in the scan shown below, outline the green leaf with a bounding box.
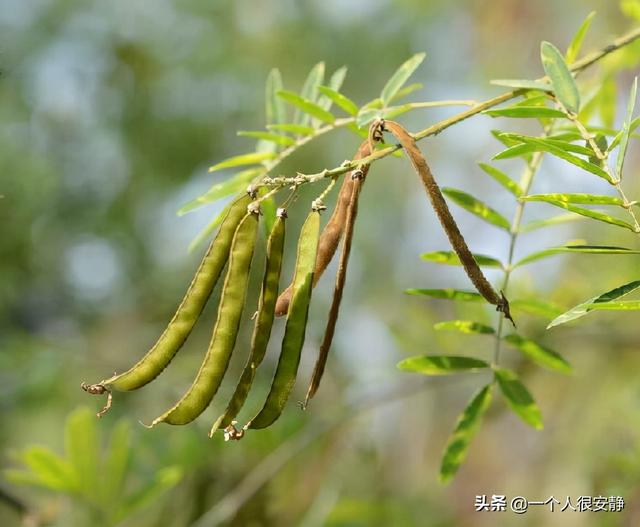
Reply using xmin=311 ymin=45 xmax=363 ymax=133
xmin=380 ymin=104 xmax=414 ymax=120
xmin=390 ymin=82 xmax=424 ymax=103
xmin=405 ymin=288 xmax=485 ymax=302
xmin=541 ymin=41 xmax=580 ymax=114
xmin=208 ymin=152 xmax=276 ymax=173
xmin=317 ymin=85 xmax=358 ymax=116
xmin=318 ymin=66 xmax=348 ymax=111
xmin=497 ymin=133 xmax=594 ymax=156
xmin=442 ymin=187 xmax=511 ymax=230
xmin=65 ymin=407 xmax=99 ymax=498
xmin=548 ymin=280 xmax=640 ymax=328
xmin=278 ymin=90 xmax=335 ymax=125
xmin=265 ymin=68 xmax=286 ymax=127
xmin=565 ymin=11 xmax=596 ymax=64
xmin=609 ymin=116 xmax=640 ymax=151
xmin=295 ymin=62 xmax=325 ymax=126
xmin=420 ymin=250 xmax=503 ymax=268
xmin=14 ymin=446 xmax=76 ymax=492
xmin=503 ymin=334 xmax=572 ymax=374
xmin=484 ymin=106 xmax=565 ymax=118
xmin=102 ymin=420 xmax=131 ymax=504
xmin=522 ymin=193 xmax=625 ymax=206
xmin=510 ymin=298 xmax=563 ymax=319
xmin=188 ymin=202 xmax=231 ymax=253
xmin=531 ymin=200 xmax=636 ymax=231
xmin=179 ymin=170 xmax=261 ymax=216
xmin=117 ymin=466 xmax=183 ymax=522
xmin=380 ymin=52 xmax=426 ymax=106
xmin=495 ymin=135 xmax=612 ymax=182
xmin=237 ymin=131 xmax=296 ymax=146
xmin=489 ymin=79 xmax=552 ymax=91
xmin=494 ymin=368 xmax=543 ymax=429
xmin=439 ymin=385 xmax=493 ymax=483
xmin=356 ymin=107 xmax=383 ymax=128
xmin=621 ymin=0 xmax=640 ymax=21
xmin=397 ymin=355 xmax=490 ymax=375
xmin=267 ymin=123 xmax=315 ymax=136
xmin=516 ymin=245 xmax=640 ymax=267
xmin=587 ymin=301 xmax=640 ymax=310
xmin=478 ymin=163 xmax=523 ymax=197
xmin=434 ymin=320 xmax=495 ymax=335
xmin=616 ymin=77 xmax=638 ymax=179
xmin=520 ymin=213 xmax=583 ymax=233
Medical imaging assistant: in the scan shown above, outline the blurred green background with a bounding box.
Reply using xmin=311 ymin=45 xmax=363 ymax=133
xmin=1 ymin=0 xmax=640 ymax=525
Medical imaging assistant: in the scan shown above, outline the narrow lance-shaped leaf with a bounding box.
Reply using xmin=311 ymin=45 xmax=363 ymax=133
xmin=503 ymin=334 xmax=572 ymax=374
xmin=278 ymin=90 xmax=335 ymax=125
xmin=265 ymin=68 xmax=286 ymax=126
xmin=478 ymin=163 xmax=523 ymax=197
xmin=497 ymin=133 xmax=594 ymax=156
xmin=317 ymin=85 xmax=358 ymax=116
xmin=609 ymin=116 xmax=640 ymax=151
xmin=208 ymin=152 xmax=276 ymax=173
xmin=522 ymin=193 xmax=626 ymax=206
xmin=356 ymin=107 xmax=383 ymax=128
xmin=587 ymin=301 xmax=640 ymax=310
xmin=65 ymin=407 xmax=99 ymax=498
xmin=267 ymin=123 xmax=315 ymax=136
xmin=405 ymin=288 xmax=485 ymax=302
xmin=397 ymin=355 xmax=490 ymax=375
xmin=421 ymin=250 xmax=503 ymax=268
xmin=565 ymin=11 xmax=596 ymax=64
xmin=442 ymin=187 xmax=511 ymax=230
xmin=12 ymin=446 xmax=76 ymax=492
xmin=380 ymin=52 xmax=426 ymax=106
xmin=530 ymin=200 xmax=636 ymax=231
xmin=102 ymin=420 xmax=131 ymax=504
xmin=484 ymin=106 xmax=565 ymax=118
xmin=516 ymin=245 xmax=640 ymax=267
xmin=295 ymin=62 xmax=325 ymax=126
xmin=433 ymin=320 xmax=495 ymax=335
xmin=390 ymin=82 xmax=424 ymax=103
xmin=510 ymin=298 xmax=563 ymax=319
xmin=548 ymin=280 xmax=640 ymax=328
xmin=495 ymin=368 xmax=543 ymax=430
xmin=318 ymin=66 xmax=347 ymax=111
xmin=541 ymin=41 xmax=580 ymax=114
xmin=237 ymin=131 xmax=296 ymax=146
xmin=520 ymin=213 xmax=583 ymax=233
xmin=440 ymin=385 xmax=493 ymax=483
xmin=616 ymin=77 xmax=638 ymax=179
xmin=490 ymin=79 xmax=552 ymax=91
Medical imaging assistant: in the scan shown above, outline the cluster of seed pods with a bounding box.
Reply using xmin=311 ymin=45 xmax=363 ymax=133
xmin=83 ymin=120 xmax=511 ymax=439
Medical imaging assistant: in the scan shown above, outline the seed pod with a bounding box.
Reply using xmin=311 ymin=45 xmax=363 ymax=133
xmin=274 ymin=141 xmax=373 ymax=317
xmin=209 ymin=209 xmax=287 ymax=437
xmin=151 ymin=209 xmax=259 ymax=426
xmin=382 ymin=119 xmax=513 ymax=324
xmin=304 ymin=142 xmax=373 ymax=407
xmin=85 ymin=194 xmax=253 ymax=397
xmin=247 ymin=209 xmax=320 ymax=430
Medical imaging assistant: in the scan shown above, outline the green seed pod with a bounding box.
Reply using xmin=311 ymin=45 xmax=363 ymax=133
xmin=151 ymin=209 xmax=259 ymax=426
xmin=96 ymin=193 xmax=252 ymax=393
xmin=247 ymin=209 xmax=320 ymax=430
xmin=209 ymin=209 xmax=287 ymax=437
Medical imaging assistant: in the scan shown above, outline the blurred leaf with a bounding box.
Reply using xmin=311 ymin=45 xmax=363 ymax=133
xmin=317 ymin=86 xmax=358 ymax=116
xmin=440 ymin=384 xmax=492 ymax=483
xmin=117 ymin=466 xmax=183 ymax=522
xmin=442 ymin=187 xmax=511 ymax=230
xmin=510 ymin=298 xmax=563 ymax=319
xmin=405 ymin=288 xmax=485 ymax=302
xmin=531 ymin=200 xmax=636 ymax=231
xmin=420 ymin=250 xmax=503 ymax=268
xmin=434 ymin=320 xmax=495 ymax=334
xmin=541 ymin=41 xmax=580 ymax=114
xmin=522 ymin=193 xmax=625 ymax=206
xmin=267 ymin=123 xmax=315 ymax=136
xmin=102 ymin=420 xmax=131 ymax=505
xmin=587 ymin=301 xmax=640 ymax=310
xmin=296 ymin=62 xmax=325 ymax=126
xmin=179 ymin=170 xmax=260 ymax=216
xmin=520 ymin=213 xmax=583 ymax=233
xmin=390 ymin=82 xmax=424 ymax=103
xmin=515 ymin=245 xmax=640 ymax=266
xmin=616 ymin=77 xmax=638 ymax=179
xmin=599 ymin=76 xmax=617 ymax=128
xmin=356 ymin=107 xmax=383 ymax=128
xmin=484 ymin=106 xmax=565 ymax=118
xmin=548 ymin=280 xmax=640 ymax=328
xmin=503 ymin=334 xmax=572 ymax=374
xmin=265 ymin=68 xmax=286 ymax=127
xmin=278 ymin=90 xmax=335 ymax=125
xmin=381 ymin=104 xmax=414 ymax=120
xmin=497 ymin=133 xmax=594 ymax=156
xmin=188 ymin=203 xmax=231 ymax=253
xmin=237 ymin=131 xmax=296 ymax=146
xmin=608 ymin=116 xmax=640 ymax=151
xmin=478 ymin=163 xmax=523 ymax=197
xmin=7 ymin=446 xmax=76 ymax=492
xmin=495 ymin=135 xmax=612 ymax=182
xmin=397 ymin=355 xmax=489 ymax=375
xmin=208 ymin=152 xmax=276 ymax=173
xmin=494 ymin=369 xmax=543 ymax=429
xmin=380 ymin=52 xmax=426 ymax=106
xmin=565 ymin=11 xmax=596 ymax=64
xmin=621 ymin=0 xmax=640 ymax=20
xmin=318 ymin=66 xmax=348 ymax=111
xmin=65 ymin=407 xmax=99 ymax=499
xmin=489 ymin=79 xmax=552 ymax=91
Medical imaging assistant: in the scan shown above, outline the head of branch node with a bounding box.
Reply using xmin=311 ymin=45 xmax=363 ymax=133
xmin=246 ymin=185 xmax=258 ymax=199
xmin=223 ymin=422 xmax=245 ymax=441
xmin=276 ymin=207 xmax=288 ymax=218
xmin=312 ymin=198 xmax=327 ymax=212
xmin=351 ymin=169 xmax=364 ymax=180
xmin=247 ymin=202 xmax=261 ymax=215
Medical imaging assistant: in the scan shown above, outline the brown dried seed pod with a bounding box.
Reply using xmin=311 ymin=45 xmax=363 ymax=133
xmin=382 ymin=119 xmax=514 ymax=325
xmin=274 ymin=140 xmax=373 ymax=317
